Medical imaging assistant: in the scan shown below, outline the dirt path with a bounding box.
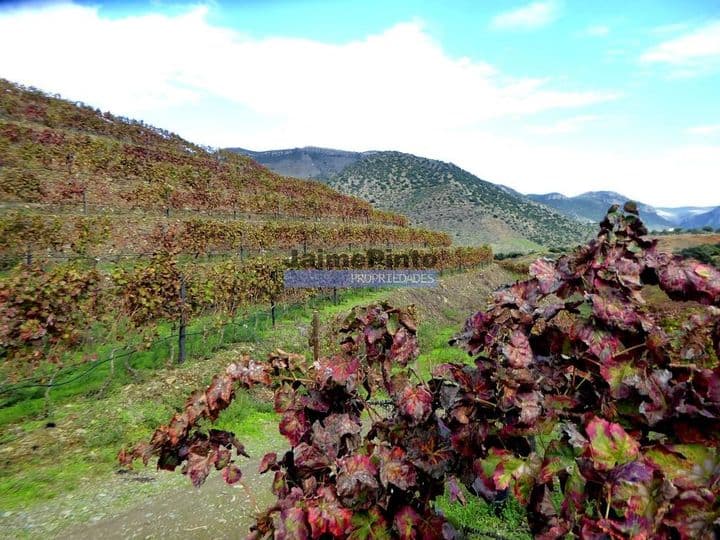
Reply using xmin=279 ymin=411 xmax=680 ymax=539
xmin=62 ymin=459 xmax=274 ymax=539
xmin=0 ymin=444 xmax=282 ymax=540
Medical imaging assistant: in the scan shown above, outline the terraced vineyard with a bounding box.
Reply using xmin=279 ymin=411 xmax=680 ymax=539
xmin=0 ymin=79 xmax=404 ymax=225
xmin=0 ymin=79 xmax=494 ymax=386
xmin=0 ymin=211 xmax=450 ymax=266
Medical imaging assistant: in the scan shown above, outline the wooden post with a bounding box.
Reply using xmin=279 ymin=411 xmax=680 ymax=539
xmin=26 ymin=248 xmax=32 ymax=266
xmin=270 ymin=298 xmax=276 ymax=327
xmin=312 ymin=310 xmax=320 ymax=362
xmin=333 ymin=287 xmax=337 ymax=305
xmin=178 ymin=275 xmax=187 ymax=364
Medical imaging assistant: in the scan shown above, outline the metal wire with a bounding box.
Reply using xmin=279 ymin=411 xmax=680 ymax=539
xmin=0 ymin=295 xmax=316 ymax=395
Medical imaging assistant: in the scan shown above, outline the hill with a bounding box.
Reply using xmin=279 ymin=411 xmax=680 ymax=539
xmin=0 ymin=79 xmax=407 ymax=226
xmin=0 ymin=79 xmax=476 ymax=259
xmin=527 ymin=191 xmax=676 ymax=231
xmin=227 ymin=146 xmax=366 ymax=180
xmin=232 ymin=147 xmax=594 ymax=252
xmin=325 ymin=151 xmax=595 ymax=251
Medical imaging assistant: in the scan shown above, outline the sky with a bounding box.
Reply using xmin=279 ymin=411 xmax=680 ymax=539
xmin=0 ymin=1 xmax=719 ymax=207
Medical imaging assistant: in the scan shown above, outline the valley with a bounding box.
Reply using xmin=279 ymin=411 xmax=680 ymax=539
xmin=3 ymin=0 xmax=720 ymax=537
xmin=1 ymin=66 xmax=719 ymax=540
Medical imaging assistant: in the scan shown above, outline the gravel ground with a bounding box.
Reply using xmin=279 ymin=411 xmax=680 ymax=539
xmin=63 ymin=459 xmax=273 ymax=539
xmin=1 ymin=449 xmax=279 ymax=539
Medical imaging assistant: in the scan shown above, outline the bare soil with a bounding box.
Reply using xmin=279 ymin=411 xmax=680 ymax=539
xmin=653 ymin=233 xmax=720 ymax=253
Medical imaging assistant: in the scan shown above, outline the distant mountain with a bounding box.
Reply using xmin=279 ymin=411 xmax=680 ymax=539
xmin=227 ymin=146 xmax=366 ymax=179
xmin=229 ymin=147 xmax=594 ymax=251
xmin=328 ymin=152 xmax=598 ymax=250
xmin=527 ymin=191 xmax=677 ymax=231
xmin=680 ymin=207 xmax=720 ymax=229
xmin=656 ymin=206 xmax=718 ymax=225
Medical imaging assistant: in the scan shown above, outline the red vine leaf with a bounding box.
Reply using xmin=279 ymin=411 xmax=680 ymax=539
xmin=585 ymin=417 xmax=639 ymax=471
xmin=397 ymin=385 xmax=433 ymax=424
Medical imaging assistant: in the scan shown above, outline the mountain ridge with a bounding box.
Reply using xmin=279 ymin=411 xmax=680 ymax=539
xmin=529 ymin=191 xmax=719 ymax=231
xmin=226 ymin=146 xmax=369 ymax=180
xmin=230 ymin=146 xmax=595 ymax=252
xmin=233 ymin=146 xmax=719 ymax=232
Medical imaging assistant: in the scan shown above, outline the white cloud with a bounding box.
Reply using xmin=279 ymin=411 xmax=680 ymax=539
xmin=528 ymin=115 xmax=598 ymax=134
xmin=641 ymin=20 xmax=720 ymax=66
xmin=490 ymin=1 xmax=560 ymax=30
xmin=0 ymin=3 xmax=615 ymax=136
xmin=687 ymin=124 xmax=720 ymax=135
xmin=582 ymin=25 xmax=609 ymax=37
xmin=0 ymin=3 xmax=717 ymax=206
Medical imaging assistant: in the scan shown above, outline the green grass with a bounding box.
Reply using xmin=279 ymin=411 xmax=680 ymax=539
xmin=436 ymin=491 xmax=531 ymax=539
xmin=0 ymin=393 xmax=282 ymax=511
xmin=416 ymin=323 xmax=470 ymax=378
xmin=212 ymin=393 xmax=281 ymax=454
xmin=490 ymin=237 xmax=544 ymax=256
xmin=0 ymin=459 xmax=94 ymax=510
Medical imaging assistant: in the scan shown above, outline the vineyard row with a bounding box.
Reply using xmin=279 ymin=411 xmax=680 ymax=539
xmin=0 ymin=198 xmax=403 ymax=227
xmin=0 ymin=211 xmax=452 ymax=262
xmin=0 ymin=118 xmax=406 ymax=225
xmin=0 ymin=245 xmax=492 ymax=365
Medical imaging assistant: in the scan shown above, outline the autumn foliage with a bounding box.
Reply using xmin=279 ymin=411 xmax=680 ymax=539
xmin=120 ymin=204 xmax=720 ymax=538
xmin=0 ymin=78 xmax=405 ymax=225
xmin=0 ymin=246 xmax=491 ymax=365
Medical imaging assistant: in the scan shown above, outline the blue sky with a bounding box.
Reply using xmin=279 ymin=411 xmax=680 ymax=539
xmin=1 ymin=0 xmax=719 ymax=206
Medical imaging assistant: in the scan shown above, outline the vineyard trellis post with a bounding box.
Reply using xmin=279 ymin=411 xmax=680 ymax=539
xmin=311 ymin=310 xmax=320 ymax=362
xmin=178 ymin=274 xmax=187 ymax=364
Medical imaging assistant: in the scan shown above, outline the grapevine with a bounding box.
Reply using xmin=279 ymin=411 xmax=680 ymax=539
xmin=121 ymin=205 xmax=720 ymax=539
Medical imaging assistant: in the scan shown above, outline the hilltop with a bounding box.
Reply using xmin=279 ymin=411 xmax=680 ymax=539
xmin=232 ymin=147 xmax=594 ymax=252
xmin=227 ymin=146 xmax=366 ymax=180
